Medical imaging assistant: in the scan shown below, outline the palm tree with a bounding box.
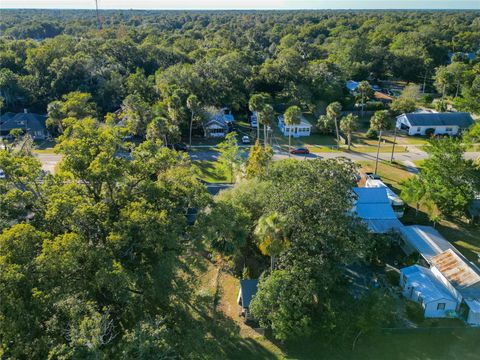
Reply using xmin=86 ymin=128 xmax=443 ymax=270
xmin=249 ymin=94 xmax=268 ymax=141
xmin=340 ymin=113 xmax=358 ymax=150
xmin=326 ymin=102 xmax=342 ymax=148
xmin=402 ymin=177 xmax=426 ymax=217
xmin=186 ymin=94 xmax=200 ymax=149
xmin=259 ymin=104 xmax=275 ymax=149
xmin=357 ymin=81 xmax=372 ymax=118
xmin=370 ymin=110 xmax=391 ymax=174
xmin=284 ymin=105 xmax=302 ymax=157
xmin=254 ymin=212 xmax=289 ymax=272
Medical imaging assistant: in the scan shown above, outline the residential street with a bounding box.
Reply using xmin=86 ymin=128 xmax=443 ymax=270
xmin=36 ymin=147 xmax=480 ymax=173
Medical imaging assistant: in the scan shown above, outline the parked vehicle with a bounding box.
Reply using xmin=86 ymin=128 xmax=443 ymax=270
xmin=289 ymin=147 xmax=310 ymax=155
xmin=241 ymin=136 xmax=250 ymax=144
xmin=0 ymin=169 xmax=5 ymax=179
xmin=365 ymin=172 xmax=381 ymax=180
xmin=173 ymin=143 xmax=188 ymax=151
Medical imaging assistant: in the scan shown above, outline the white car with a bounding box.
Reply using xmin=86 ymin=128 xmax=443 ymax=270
xmin=0 ymin=169 xmax=5 ymax=179
xmin=241 ymin=136 xmax=250 ymax=144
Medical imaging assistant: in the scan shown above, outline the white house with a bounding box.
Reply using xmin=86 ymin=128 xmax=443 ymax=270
xmin=396 ymin=112 xmax=474 ymax=136
xmin=352 ymin=187 xmax=403 ymax=234
xmin=203 ymin=108 xmax=234 ymax=138
xmin=400 ymin=265 xmax=458 ymax=318
xmin=277 ymin=115 xmax=312 ymax=138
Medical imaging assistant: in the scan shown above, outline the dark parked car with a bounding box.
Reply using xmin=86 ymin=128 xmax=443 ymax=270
xmin=173 ymin=143 xmax=188 ymax=151
xmin=365 ymin=172 xmax=381 ymax=180
xmin=289 ymin=147 xmax=310 ymax=155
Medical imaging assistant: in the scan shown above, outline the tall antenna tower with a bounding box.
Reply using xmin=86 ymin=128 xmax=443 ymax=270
xmin=95 ymin=0 xmax=102 ymax=29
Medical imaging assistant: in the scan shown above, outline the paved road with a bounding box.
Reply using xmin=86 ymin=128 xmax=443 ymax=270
xmin=34 ymin=153 xmax=62 ymax=173
xmin=35 ymin=148 xmax=480 ymax=173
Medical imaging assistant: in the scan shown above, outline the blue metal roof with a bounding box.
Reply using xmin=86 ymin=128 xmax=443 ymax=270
xmin=240 ymin=279 xmax=259 ymax=308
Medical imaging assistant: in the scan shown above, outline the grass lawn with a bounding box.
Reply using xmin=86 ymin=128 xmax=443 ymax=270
xmin=284 ymin=328 xmax=480 ymax=360
xmin=193 ymin=160 xmax=230 ymax=183
xmin=210 ymin=256 xmax=480 ymax=359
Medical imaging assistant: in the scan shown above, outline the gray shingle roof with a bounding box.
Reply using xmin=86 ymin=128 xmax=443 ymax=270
xmin=402 ymin=112 xmax=474 ymax=128
xmin=0 ymin=112 xmax=47 ymax=133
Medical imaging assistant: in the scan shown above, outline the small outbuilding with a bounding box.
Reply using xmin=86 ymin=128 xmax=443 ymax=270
xmin=237 ymin=279 xmax=259 ymax=321
xmin=396 ymin=112 xmax=474 ymax=136
xmin=277 ymin=115 xmax=312 ymax=138
xmin=400 ymin=265 xmax=458 ymax=318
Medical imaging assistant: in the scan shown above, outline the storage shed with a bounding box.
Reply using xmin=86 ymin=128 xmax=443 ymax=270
xmin=400 ymin=265 xmax=458 ymax=318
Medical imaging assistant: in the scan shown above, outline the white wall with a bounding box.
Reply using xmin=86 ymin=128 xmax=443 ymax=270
xmin=407 ymin=126 xmax=459 ymax=136
xmin=467 ymin=309 xmax=480 ymax=325
xmin=424 ymin=299 xmax=457 ymax=318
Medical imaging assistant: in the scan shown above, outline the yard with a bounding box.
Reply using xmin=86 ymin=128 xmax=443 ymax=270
xmin=205 ymin=257 xmax=480 ymax=360
xmin=193 ymin=159 xmax=230 ymax=183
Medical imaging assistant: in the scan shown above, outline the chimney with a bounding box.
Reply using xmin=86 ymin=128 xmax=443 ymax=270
xmin=24 ymin=108 xmax=28 ymax=114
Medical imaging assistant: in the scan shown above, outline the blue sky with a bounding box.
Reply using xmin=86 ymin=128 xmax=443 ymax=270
xmin=1 ymin=0 xmax=479 ymax=9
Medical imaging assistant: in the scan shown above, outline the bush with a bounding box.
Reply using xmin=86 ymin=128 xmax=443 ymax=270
xmin=420 ymin=94 xmax=433 ymax=104
xmin=425 ymin=128 xmax=435 ymax=138
xmin=405 ymin=301 xmax=424 ymax=323
xmin=365 ymin=101 xmax=385 ymax=111
xmin=386 ymin=270 xmax=400 ymax=286
xmin=366 ymin=128 xmax=378 ymax=139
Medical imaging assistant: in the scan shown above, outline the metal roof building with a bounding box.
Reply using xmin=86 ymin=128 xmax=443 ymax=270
xmin=399 ymin=225 xmax=459 ymax=261
xmin=352 ymin=187 xmax=403 ymax=233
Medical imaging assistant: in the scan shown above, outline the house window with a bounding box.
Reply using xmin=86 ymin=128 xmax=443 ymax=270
xmin=417 ymin=127 xmax=421 ymax=132
xmin=445 ymin=127 xmax=453 ymax=132
xmin=437 ymin=303 xmax=446 ymax=310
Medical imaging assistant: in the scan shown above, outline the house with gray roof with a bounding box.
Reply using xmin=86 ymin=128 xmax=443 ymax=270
xmin=0 ymin=111 xmax=49 ymax=140
xmin=396 ymin=112 xmax=474 ymax=136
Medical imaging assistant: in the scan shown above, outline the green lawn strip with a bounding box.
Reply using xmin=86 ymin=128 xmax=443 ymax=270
xmin=193 ymin=160 xmax=229 ymax=183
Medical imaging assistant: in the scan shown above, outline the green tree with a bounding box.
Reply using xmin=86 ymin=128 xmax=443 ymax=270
xmin=249 ymin=270 xmax=317 ymax=341
xmin=357 ymin=81 xmax=373 ymax=117
xmin=254 ymin=212 xmax=289 ymax=271
xmin=217 ymin=132 xmax=244 ymax=183
xmin=370 ymin=110 xmax=391 ymax=174
xmin=403 ymin=138 xmax=480 ymax=218
xmin=284 ymin=105 xmax=302 ymax=156
xmin=391 ymin=84 xmax=420 ymax=115
xmin=340 ymin=113 xmax=359 ymax=150
xmin=249 ymin=93 xmax=269 ymax=141
xmin=326 ymin=102 xmax=342 ymax=147
xmin=186 ymin=94 xmax=200 ymax=149
xmin=245 ymin=139 xmax=273 ymax=179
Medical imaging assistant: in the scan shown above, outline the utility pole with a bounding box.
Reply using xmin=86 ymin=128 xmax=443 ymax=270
xmin=390 ymin=125 xmax=397 ymax=163
xmin=95 ymin=0 xmax=102 ymax=29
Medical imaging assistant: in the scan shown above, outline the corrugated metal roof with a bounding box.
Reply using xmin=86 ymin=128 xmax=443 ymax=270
xmin=431 ymin=249 xmax=480 ymax=291
xmin=401 ymin=112 xmax=474 ymax=128
xmin=401 ymin=265 xmax=457 ymax=304
xmin=399 ymin=225 xmax=458 ymax=261
xmin=353 ymin=187 xmax=390 ymax=204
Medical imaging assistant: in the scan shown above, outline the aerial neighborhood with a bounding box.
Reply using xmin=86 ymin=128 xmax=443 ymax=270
xmin=0 ymin=7 xmax=479 ymax=360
